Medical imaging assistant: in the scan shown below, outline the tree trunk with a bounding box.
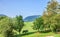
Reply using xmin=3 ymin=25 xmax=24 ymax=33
xmin=19 ymin=29 xmax=21 ymax=34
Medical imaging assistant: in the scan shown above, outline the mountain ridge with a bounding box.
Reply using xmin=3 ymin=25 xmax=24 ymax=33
xmin=24 ymin=15 xmax=40 ymax=22
xmin=0 ymin=14 xmax=6 ymax=16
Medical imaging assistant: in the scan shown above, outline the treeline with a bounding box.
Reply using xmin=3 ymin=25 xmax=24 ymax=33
xmin=33 ymin=0 xmax=60 ymax=33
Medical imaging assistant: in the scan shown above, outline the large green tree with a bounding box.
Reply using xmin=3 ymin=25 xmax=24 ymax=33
xmin=0 ymin=17 xmax=14 ymax=37
xmin=33 ymin=17 xmax=44 ymax=32
xmin=42 ymin=0 xmax=60 ymax=32
xmin=13 ymin=15 xmax=24 ymax=34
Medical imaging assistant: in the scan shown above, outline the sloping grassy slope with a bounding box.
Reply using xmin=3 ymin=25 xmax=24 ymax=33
xmin=21 ymin=22 xmax=36 ymax=33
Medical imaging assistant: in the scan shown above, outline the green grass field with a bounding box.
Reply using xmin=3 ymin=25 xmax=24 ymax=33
xmin=21 ymin=22 xmax=36 ymax=33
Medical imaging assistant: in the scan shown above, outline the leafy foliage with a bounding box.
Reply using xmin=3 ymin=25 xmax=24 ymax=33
xmin=33 ymin=0 xmax=60 ymax=33
xmin=33 ymin=17 xmax=44 ymax=32
xmin=0 ymin=17 xmax=14 ymax=37
xmin=13 ymin=15 xmax=24 ymax=34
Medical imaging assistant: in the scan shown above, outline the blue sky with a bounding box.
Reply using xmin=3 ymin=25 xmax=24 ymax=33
xmin=0 ymin=0 xmax=60 ymax=18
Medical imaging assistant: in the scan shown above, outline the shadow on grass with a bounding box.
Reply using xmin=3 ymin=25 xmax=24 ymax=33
xmin=15 ymin=31 xmax=37 ymax=37
xmin=21 ymin=31 xmax=36 ymax=36
xmin=14 ymin=30 xmax=51 ymax=37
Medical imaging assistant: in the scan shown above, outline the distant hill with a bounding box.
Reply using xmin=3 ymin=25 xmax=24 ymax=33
xmin=0 ymin=14 xmax=6 ymax=16
xmin=24 ymin=15 xmax=40 ymax=22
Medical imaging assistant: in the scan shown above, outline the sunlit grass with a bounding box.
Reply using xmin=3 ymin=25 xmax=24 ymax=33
xmin=22 ymin=32 xmax=60 ymax=37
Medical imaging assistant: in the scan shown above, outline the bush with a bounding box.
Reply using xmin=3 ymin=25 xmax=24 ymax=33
xmin=40 ymin=30 xmax=51 ymax=33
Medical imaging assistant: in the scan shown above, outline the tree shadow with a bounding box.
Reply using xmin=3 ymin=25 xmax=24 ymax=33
xmin=21 ymin=31 xmax=36 ymax=36
xmin=15 ymin=31 xmax=37 ymax=37
xmin=14 ymin=30 xmax=51 ymax=37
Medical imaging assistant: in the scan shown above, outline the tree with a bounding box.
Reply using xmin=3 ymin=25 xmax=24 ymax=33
xmin=47 ymin=0 xmax=58 ymax=16
xmin=5 ymin=18 xmax=14 ymax=37
xmin=46 ymin=0 xmax=59 ymax=32
xmin=13 ymin=15 xmax=24 ymax=34
xmin=49 ymin=14 xmax=60 ymax=32
xmin=0 ymin=16 xmax=6 ymax=21
xmin=38 ymin=0 xmax=60 ymax=33
xmin=42 ymin=0 xmax=60 ymax=32
xmin=0 ymin=17 xmax=14 ymax=37
xmin=33 ymin=17 xmax=44 ymax=32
